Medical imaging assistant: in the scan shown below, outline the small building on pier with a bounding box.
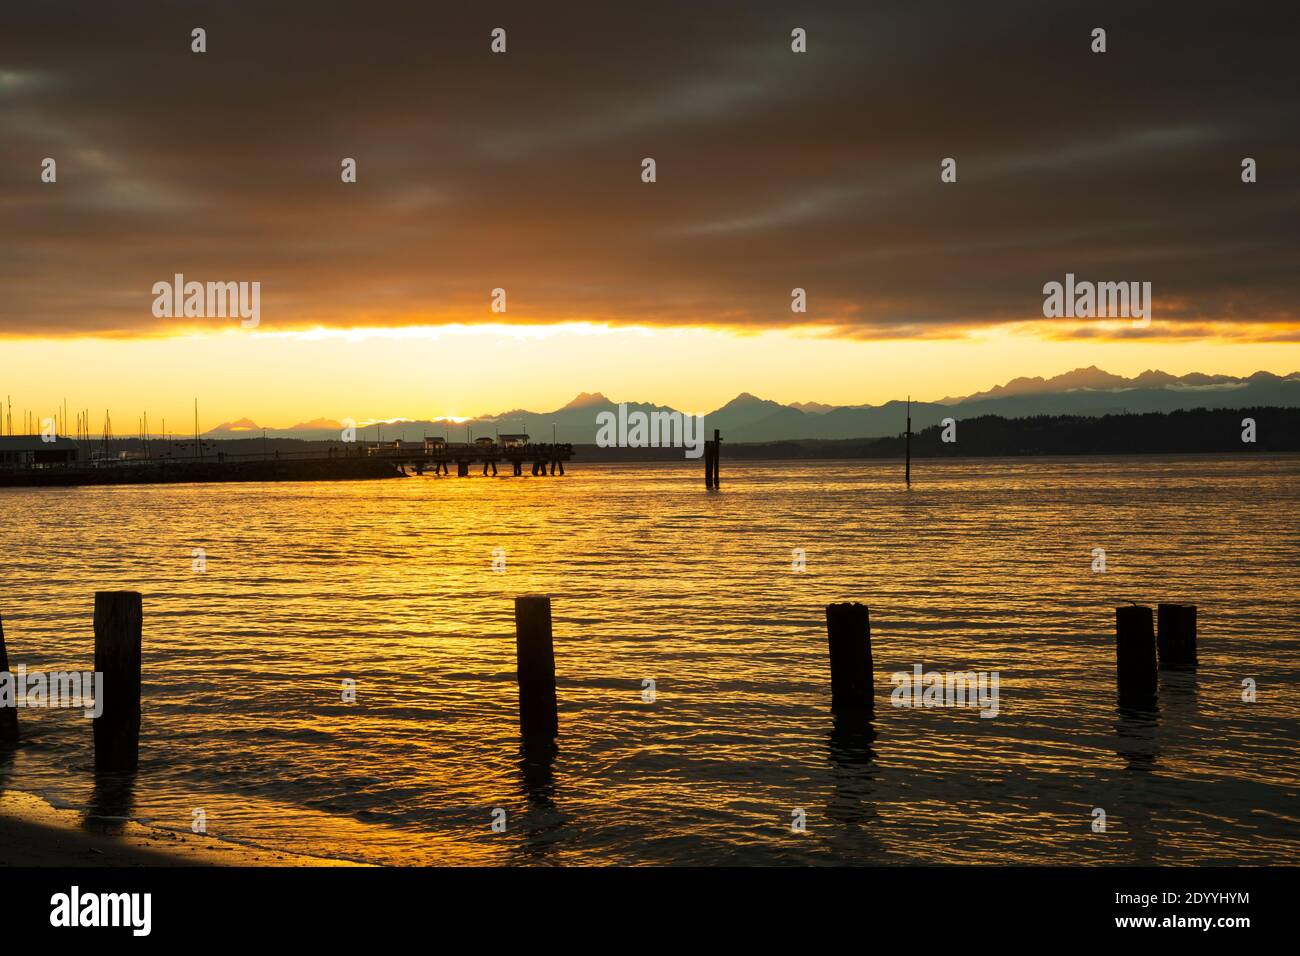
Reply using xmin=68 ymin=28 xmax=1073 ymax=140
xmin=0 ymin=436 xmax=84 ymax=469
xmin=499 ymin=433 xmax=529 ymax=449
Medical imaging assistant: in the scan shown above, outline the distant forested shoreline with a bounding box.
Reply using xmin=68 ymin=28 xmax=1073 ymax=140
xmin=570 ymin=406 xmax=1299 ymax=460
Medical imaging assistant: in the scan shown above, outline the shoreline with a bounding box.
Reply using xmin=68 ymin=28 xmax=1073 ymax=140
xmin=0 ymin=789 xmax=364 ymax=867
xmin=0 ymin=455 xmax=405 ymax=489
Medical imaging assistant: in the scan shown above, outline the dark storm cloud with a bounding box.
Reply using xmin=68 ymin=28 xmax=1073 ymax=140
xmin=1 ymin=0 xmax=1297 ymax=336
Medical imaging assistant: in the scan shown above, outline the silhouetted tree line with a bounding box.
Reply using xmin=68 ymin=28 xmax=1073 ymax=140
xmin=722 ymin=406 xmax=1299 ymax=459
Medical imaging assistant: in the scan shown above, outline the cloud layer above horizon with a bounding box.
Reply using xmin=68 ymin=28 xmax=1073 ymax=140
xmin=3 ymin=0 xmax=1298 ymax=340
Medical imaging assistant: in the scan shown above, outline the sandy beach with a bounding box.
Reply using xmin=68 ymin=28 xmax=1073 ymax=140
xmin=0 ymin=790 xmax=362 ymax=867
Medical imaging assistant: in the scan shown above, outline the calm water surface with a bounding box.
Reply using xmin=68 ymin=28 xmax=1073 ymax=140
xmin=1 ymin=456 xmax=1297 ymax=865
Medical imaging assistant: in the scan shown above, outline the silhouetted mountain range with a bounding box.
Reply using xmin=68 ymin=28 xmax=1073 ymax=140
xmin=206 ymin=367 xmax=1300 ymax=443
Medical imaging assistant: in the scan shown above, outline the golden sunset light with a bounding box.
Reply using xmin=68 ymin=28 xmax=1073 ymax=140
xmin=0 ymin=0 xmax=1295 ymax=935
xmin=2 ymin=327 xmax=1299 ymax=431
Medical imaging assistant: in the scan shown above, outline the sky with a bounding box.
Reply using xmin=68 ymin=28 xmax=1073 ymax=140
xmin=2 ymin=1 xmax=1298 ymax=428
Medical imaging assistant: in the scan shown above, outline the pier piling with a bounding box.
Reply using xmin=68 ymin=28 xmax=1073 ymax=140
xmin=93 ymin=591 xmax=143 ymax=771
xmin=0 ymin=612 xmax=18 ymax=743
xmin=712 ymin=429 xmax=721 ymax=489
xmin=1115 ymin=603 xmax=1157 ymax=705
xmin=703 ymin=429 xmax=721 ymax=490
xmin=905 ymin=398 xmax=912 ymax=487
xmin=514 ymin=596 xmax=558 ymax=739
xmin=825 ymin=602 xmax=874 ymax=712
xmin=1157 ymin=603 xmax=1198 ymax=670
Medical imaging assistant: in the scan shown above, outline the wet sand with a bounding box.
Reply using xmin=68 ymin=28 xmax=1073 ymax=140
xmin=0 ymin=790 xmax=364 ymax=867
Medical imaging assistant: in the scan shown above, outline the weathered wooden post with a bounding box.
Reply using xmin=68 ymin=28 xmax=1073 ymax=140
xmin=94 ymin=591 xmax=142 ymax=770
xmin=712 ymin=428 xmax=721 ymax=489
xmin=825 ymin=602 xmax=874 ymax=712
xmin=904 ymin=397 xmax=912 ymax=487
xmin=1157 ymin=603 xmax=1198 ymax=670
xmin=514 ymin=596 xmax=558 ymax=739
xmin=0 ymin=612 xmax=18 ymax=744
xmin=1115 ymin=603 xmax=1157 ymax=704
xmin=703 ymin=431 xmax=721 ymax=489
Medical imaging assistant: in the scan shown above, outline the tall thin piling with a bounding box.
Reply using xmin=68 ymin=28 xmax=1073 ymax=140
xmin=1116 ymin=603 xmax=1157 ymax=705
xmin=825 ymin=602 xmax=874 ymax=712
xmin=704 ymin=430 xmax=721 ymax=489
xmin=712 ymin=429 xmax=721 ymax=489
xmin=905 ymin=397 xmax=912 ymax=487
xmin=514 ymin=596 xmax=558 ymax=739
xmin=0 ymin=612 xmax=18 ymax=743
xmin=1157 ymin=603 xmax=1198 ymax=670
xmin=94 ymin=591 xmax=143 ymax=770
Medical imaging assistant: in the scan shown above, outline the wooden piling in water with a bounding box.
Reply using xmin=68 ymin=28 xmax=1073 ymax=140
xmin=703 ymin=430 xmax=721 ymax=489
xmin=1115 ymin=603 xmax=1157 ymax=705
xmin=712 ymin=429 xmax=721 ymax=489
xmin=0 ymin=612 xmax=18 ymax=744
xmin=514 ymin=596 xmax=558 ymax=739
xmin=825 ymin=602 xmax=874 ymax=712
xmin=93 ymin=591 xmax=143 ymax=771
xmin=1157 ymin=603 xmax=1198 ymax=670
xmin=905 ymin=397 xmax=912 ymax=487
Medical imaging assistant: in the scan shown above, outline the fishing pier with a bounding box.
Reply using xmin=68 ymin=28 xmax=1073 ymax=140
xmin=0 ymin=435 xmax=574 ymax=488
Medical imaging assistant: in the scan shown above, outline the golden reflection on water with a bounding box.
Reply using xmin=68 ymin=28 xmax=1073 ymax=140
xmin=0 ymin=455 xmax=1297 ymax=864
